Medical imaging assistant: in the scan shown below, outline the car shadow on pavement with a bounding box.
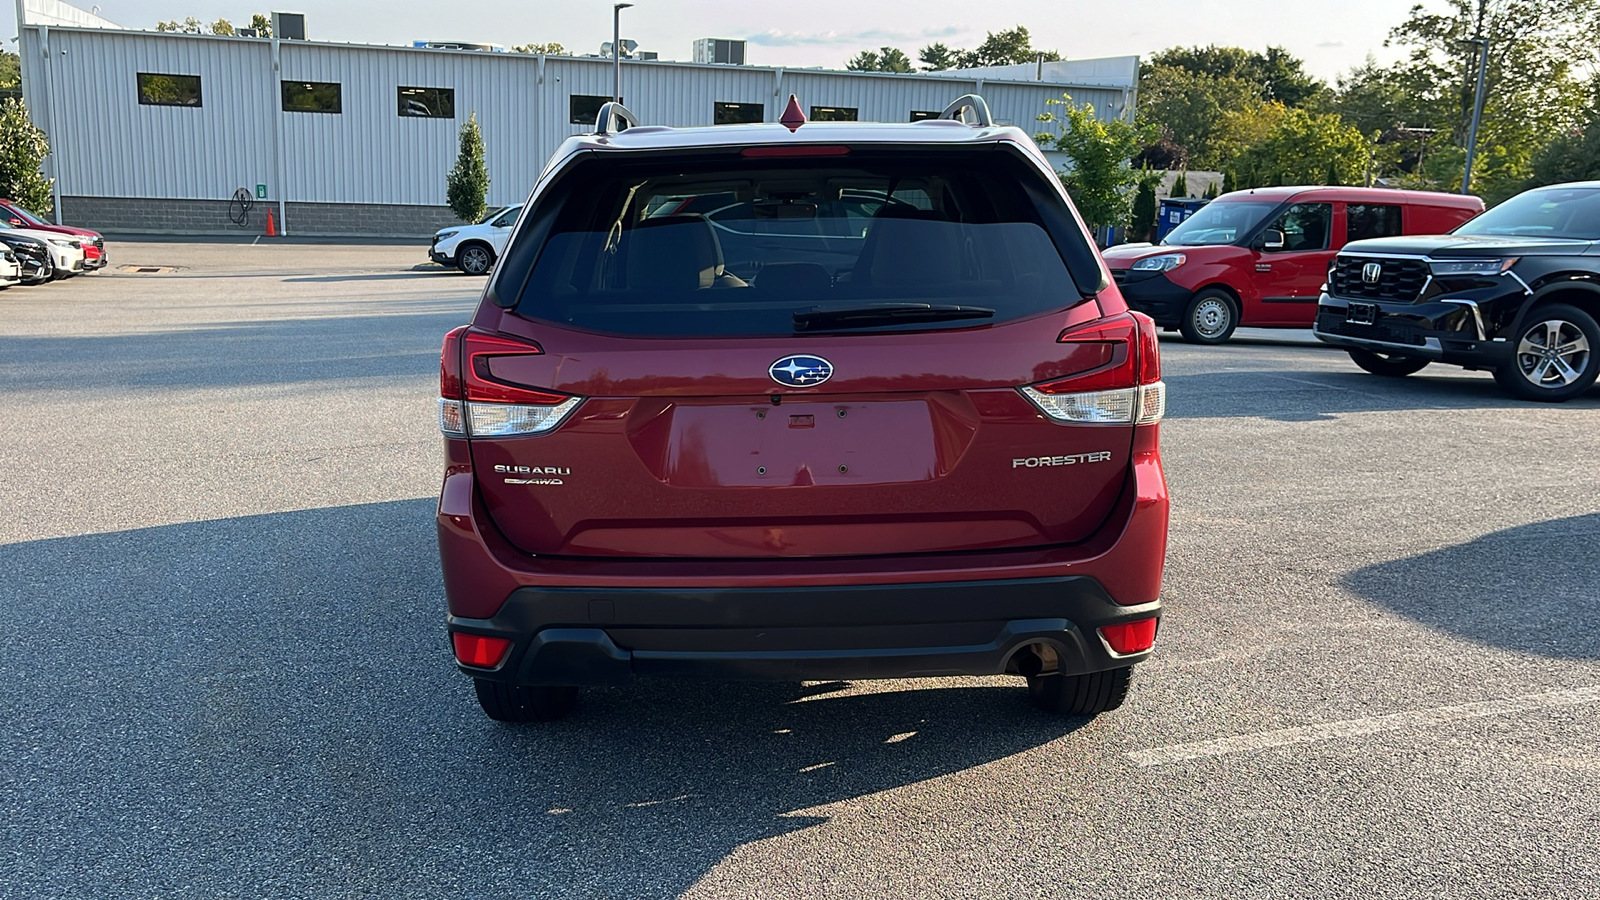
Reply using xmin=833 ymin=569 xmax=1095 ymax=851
xmin=0 ymin=500 xmax=1085 ymax=897
xmin=1343 ymin=513 xmax=1600 ymax=660
xmin=1163 ymin=368 xmax=1600 ymax=421
xmin=0 ymin=308 xmax=471 ymax=392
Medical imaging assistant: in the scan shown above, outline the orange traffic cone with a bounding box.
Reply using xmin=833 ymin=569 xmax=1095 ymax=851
xmin=265 ymin=209 xmax=277 ymax=237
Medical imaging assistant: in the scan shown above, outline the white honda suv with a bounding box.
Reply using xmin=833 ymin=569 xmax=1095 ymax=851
xmin=429 ymin=205 xmax=523 ymax=276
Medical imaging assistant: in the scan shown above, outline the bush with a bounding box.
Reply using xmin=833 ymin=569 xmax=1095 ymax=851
xmin=0 ymin=98 xmax=53 ymax=217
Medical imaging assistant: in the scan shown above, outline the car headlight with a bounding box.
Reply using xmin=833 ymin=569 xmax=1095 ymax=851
xmin=1428 ymin=258 xmax=1516 ymax=277
xmin=1130 ymin=253 xmax=1186 ymax=272
xmin=47 ymin=237 xmax=74 ymax=247
xmin=436 ymin=230 xmax=459 ymax=241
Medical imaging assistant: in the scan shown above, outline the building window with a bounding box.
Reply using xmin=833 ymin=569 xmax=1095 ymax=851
xmin=281 ymin=81 xmax=342 ymax=114
xmin=1346 ymin=204 xmax=1403 ymax=242
xmin=137 ymin=73 xmax=202 ymax=107
xmin=570 ymin=94 xmax=614 ymax=125
xmin=909 ymin=110 xmax=939 ymax=121
xmin=714 ymin=102 xmax=763 ymax=125
xmin=398 ymin=86 xmax=455 ymax=118
xmin=810 ymin=106 xmax=858 ymax=122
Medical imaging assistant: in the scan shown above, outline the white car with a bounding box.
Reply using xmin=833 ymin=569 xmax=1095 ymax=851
xmin=428 ymin=205 xmax=522 ymax=276
xmin=0 ymin=246 xmax=20 ymax=288
xmin=0 ymin=221 xmax=85 ymax=278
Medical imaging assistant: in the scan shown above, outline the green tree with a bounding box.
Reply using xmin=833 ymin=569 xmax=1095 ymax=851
xmin=447 ymin=111 xmax=489 ymax=224
xmin=1376 ymin=0 xmax=1600 ymax=198
xmin=210 ymin=18 xmax=235 ymax=35
xmin=1146 ymin=45 xmax=1325 ymax=107
xmin=1130 ymin=173 xmax=1159 ymax=242
xmin=1528 ymin=97 xmax=1600 ymax=186
xmin=250 ymin=13 xmax=272 ymax=37
xmin=513 ymin=42 xmax=566 ymax=55
xmin=1137 ymin=64 xmax=1268 ymax=168
xmin=0 ymin=98 xmax=53 ymax=217
xmin=1170 ymin=170 xmax=1188 ymax=197
xmin=1229 ymin=105 xmax=1372 ymax=188
xmin=155 ymin=17 xmax=204 ymax=33
xmin=1 ymin=50 xmax=20 ymax=90
xmin=918 ymin=26 xmax=1059 ymax=71
xmin=918 ymin=42 xmax=961 ymax=71
xmin=846 ymin=47 xmax=913 ymax=73
xmin=1035 ymin=95 xmax=1158 ymax=233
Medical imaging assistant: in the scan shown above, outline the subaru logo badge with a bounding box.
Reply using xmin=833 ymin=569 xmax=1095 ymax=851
xmin=1362 ymin=262 xmax=1383 ymax=283
xmin=769 ymin=355 xmax=833 ymax=387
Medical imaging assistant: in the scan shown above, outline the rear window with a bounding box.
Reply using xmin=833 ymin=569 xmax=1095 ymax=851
xmin=498 ymin=149 xmax=1098 ymax=337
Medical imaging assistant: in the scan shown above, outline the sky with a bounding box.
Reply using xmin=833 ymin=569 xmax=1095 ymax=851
xmin=8 ymin=0 xmax=1423 ymax=82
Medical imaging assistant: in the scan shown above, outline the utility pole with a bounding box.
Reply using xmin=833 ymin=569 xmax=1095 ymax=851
xmin=1461 ymin=35 xmax=1488 ymax=194
xmin=612 ymin=3 xmax=632 ymax=104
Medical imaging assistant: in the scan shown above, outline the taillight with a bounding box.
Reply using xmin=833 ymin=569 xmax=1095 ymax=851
xmin=438 ymin=327 xmax=582 ymax=438
xmin=1018 ymin=312 xmax=1165 ymax=425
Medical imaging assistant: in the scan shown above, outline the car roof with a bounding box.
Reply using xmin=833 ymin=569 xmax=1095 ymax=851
xmin=1211 ymin=185 xmax=1485 ymax=209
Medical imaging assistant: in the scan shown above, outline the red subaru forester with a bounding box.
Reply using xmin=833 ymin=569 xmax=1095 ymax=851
xmin=437 ymin=97 xmax=1169 ymax=722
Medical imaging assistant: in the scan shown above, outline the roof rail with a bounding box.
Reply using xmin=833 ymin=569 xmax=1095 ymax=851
xmin=594 ymin=101 xmax=638 ymax=136
xmin=939 ymin=94 xmax=994 ymax=127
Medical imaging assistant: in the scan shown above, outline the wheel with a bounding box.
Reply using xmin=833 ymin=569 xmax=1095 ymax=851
xmin=1178 ymin=289 xmax=1239 ymax=344
xmin=1346 ymin=348 xmax=1431 ymax=377
xmin=1027 ymin=667 xmax=1133 ymax=716
xmin=1492 ymin=304 xmax=1598 ymax=402
xmin=458 ymin=243 xmax=495 ymax=276
xmin=472 ymin=679 xmax=578 ymax=722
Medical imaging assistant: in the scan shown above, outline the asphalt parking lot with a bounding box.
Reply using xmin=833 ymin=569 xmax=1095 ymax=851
xmin=2 ymin=242 xmax=1598 ymax=899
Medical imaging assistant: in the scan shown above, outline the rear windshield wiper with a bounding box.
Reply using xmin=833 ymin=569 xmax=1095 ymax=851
xmin=793 ymin=303 xmax=996 ymax=331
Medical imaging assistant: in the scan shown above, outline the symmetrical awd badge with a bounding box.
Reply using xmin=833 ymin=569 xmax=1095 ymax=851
xmin=769 ymin=355 xmax=834 ymax=387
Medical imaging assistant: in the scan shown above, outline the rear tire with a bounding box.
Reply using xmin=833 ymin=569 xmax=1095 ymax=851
xmin=1027 ymin=667 xmax=1133 ymax=716
xmin=1178 ymin=289 xmax=1239 ymax=345
xmin=1346 ymin=348 xmax=1431 ymax=377
xmin=472 ymin=679 xmax=578 ymax=722
xmin=457 ymin=243 xmax=495 ymax=276
xmin=1493 ymin=304 xmax=1598 ymax=402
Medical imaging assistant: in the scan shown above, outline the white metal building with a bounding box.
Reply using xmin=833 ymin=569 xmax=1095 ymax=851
xmin=16 ymin=4 xmax=1138 ymax=236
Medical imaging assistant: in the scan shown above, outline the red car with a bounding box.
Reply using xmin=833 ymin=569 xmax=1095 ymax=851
xmin=0 ymin=199 xmax=107 ymax=271
xmin=1103 ymin=187 xmax=1484 ymax=343
xmin=436 ymin=96 xmax=1170 ymax=722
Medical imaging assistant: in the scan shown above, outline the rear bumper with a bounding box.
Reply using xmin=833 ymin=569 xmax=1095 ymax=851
xmin=450 ymin=578 xmax=1158 ymax=684
xmin=437 ymin=431 xmax=1169 ymax=684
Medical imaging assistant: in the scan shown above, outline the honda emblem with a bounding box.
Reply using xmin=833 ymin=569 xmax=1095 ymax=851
xmin=1362 ymin=262 xmax=1383 ymax=283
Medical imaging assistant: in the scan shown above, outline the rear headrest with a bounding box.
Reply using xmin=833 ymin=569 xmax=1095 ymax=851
xmin=626 ymin=215 xmax=725 ymax=291
xmin=864 ymin=214 xmax=962 ymax=286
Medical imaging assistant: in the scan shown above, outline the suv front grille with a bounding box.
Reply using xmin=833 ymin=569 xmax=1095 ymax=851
xmin=1330 ymin=256 xmax=1429 ymax=303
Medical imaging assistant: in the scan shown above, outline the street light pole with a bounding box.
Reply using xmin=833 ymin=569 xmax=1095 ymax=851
xmin=1461 ymin=36 xmax=1488 ymax=194
xmin=612 ymin=3 xmax=632 ymax=104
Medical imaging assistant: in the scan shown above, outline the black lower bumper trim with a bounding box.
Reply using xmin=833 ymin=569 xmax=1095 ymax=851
xmin=448 ymin=577 xmax=1158 ymax=685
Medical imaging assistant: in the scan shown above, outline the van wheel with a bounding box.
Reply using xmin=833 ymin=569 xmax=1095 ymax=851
xmin=1178 ymin=289 xmax=1238 ymax=344
xmin=473 ymin=679 xmax=578 ymax=722
xmin=1493 ymin=304 xmax=1598 ymax=402
xmin=458 ymin=243 xmax=495 ymax=276
xmin=1027 ymin=667 xmax=1132 ymax=716
xmin=1347 ymin=348 xmax=1431 ymax=377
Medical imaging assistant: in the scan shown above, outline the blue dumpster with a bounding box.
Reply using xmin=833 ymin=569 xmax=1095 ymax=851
xmin=1156 ymin=198 xmax=1209 ymax=241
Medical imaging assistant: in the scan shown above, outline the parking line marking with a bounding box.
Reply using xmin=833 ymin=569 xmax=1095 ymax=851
xmin=1129 ymin=685 xmax=1600 ymax=767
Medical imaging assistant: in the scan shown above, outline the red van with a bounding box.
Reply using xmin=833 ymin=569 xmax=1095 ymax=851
xmin=1103 ymin=187 xmax=1484 ymax=343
